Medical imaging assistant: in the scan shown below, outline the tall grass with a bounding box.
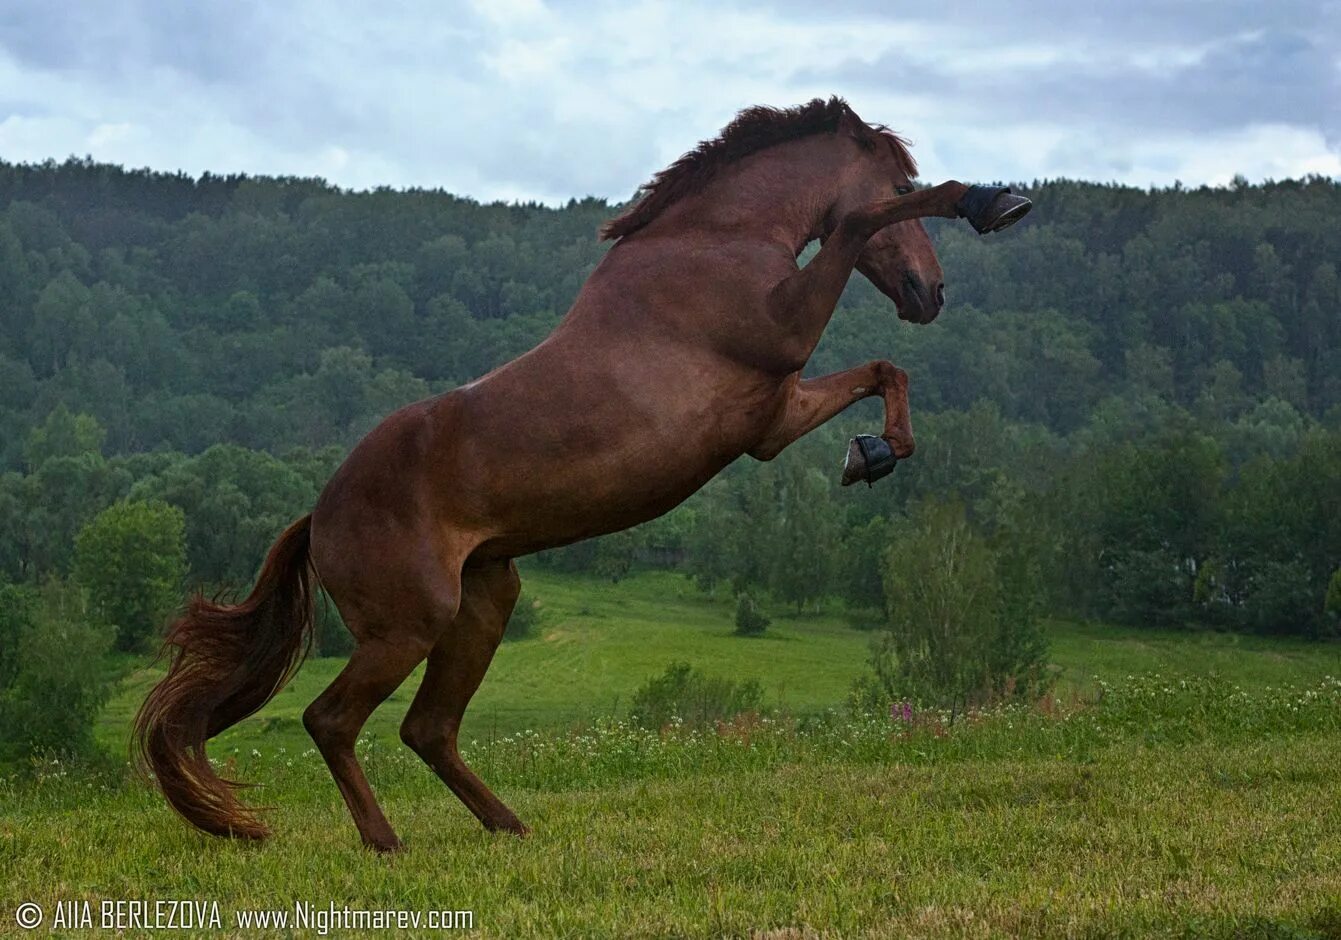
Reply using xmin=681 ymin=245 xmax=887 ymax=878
xmin=5 ymin=673 xmax=1341 ymax=938
xmin=10 ymin=673 xmax=1339 ymax=802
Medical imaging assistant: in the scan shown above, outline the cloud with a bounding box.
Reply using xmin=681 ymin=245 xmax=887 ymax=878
xmin=0 ymin=0 xmax=1336 ymax=201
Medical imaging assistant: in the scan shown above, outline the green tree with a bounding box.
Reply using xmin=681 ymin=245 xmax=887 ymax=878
xmin=27 ymin=272 xmax=95 ymax=376
xmin=0 ymin=220 xmax=32 ymax=343
xmin=26 ymin=452 xmax=133 ymax=575
xmin=1125 ymin=342 xmax=1175 ymax=399
xmin=838 ymin=516 xmax=889 ymax=614
xmin=1262 ymin=354 xmax=1308 ymax=409
xmin=591 ymin=530 xmax=636 ymax=583
xmin=1222 ymin=432 xmax=1341 ymax=635
xmin=130 ymin=444 xmax=317 ymax=583
xmin=766 ymin=459 xmax=838 ymax=613
xmin=868 ymin=500 xmax=1048 ymax=713
xmin=683 ymin=472 xmax=774 ymax=595
xmin=23 ymin=404 xmax=105 ymax=470
xmin=1064 ymin=429 xmax=1226 ymax=626
xmin=73 ymin=499 xmax=186 ymax=652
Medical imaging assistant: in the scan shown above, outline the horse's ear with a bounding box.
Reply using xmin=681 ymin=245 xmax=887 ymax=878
xmin=836 ymin=99 xmax=863 ymax=129
xmin=836 ymin=101 xmax=875 ymax=149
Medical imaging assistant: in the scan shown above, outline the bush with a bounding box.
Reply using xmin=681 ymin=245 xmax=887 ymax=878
xmin=733 ymin=592 xmax=770 ymax=636
xmin=504 ymin=591 xmax=540 ymax=641
xmin=629 ymin=661 xmax=764 ymax=729
xmin=0 ymin=580 xmax=113 ymax=767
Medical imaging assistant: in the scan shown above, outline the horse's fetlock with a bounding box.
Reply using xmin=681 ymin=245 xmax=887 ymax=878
xmin=874 ymin=360 xmax=907 ymax=388
xmin=886 ymin=434 xmax=916 ymax=460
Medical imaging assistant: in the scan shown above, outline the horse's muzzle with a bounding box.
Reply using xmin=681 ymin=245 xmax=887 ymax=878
xmin=898 ymin=272 xmax=944 ymax=324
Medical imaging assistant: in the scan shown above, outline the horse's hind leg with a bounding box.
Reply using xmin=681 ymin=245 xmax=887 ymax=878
xmin=303 ymin=635 xmax=433 ymax=851
xmin=400 ymin=558 xmax=528 ymax=835
xmin=303 ymin=568 xmax=460 ymax=852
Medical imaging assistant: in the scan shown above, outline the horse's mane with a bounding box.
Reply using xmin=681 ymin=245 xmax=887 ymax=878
xmin=599 ymin=96 xmax=917 ymax=241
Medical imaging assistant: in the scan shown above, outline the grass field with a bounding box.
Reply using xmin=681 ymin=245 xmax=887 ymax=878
xmin=6 ymin=569 xmax=1341 ymax=938
xmin=97 ymin=568 xmax=1341 ymax=753
xmin=97 ymin=569 xmax=879 ymax=755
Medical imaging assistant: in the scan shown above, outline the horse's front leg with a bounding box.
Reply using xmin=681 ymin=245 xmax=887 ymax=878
xmin=749 ymin=361 xmax=912 ymax=485
xmin=766 ymin=181 xmax=970 ymax=365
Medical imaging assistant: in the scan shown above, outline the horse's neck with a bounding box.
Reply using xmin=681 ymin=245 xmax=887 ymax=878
xmin=684 ymin=139 xmax=852 ymax=253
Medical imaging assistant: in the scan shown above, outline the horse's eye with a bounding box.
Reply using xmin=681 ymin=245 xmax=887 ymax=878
xmin=896 ymin=185 xmax=915 ymax=196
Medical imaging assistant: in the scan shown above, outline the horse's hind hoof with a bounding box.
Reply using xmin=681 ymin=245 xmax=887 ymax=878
xmin=841 ymin=435 xmax=898 ymax=487
xmin=956 ymin=185 xmax=1032 ymax=234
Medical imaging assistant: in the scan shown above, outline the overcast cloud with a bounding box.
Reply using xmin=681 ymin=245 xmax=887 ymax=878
xmin=0 ymin=0 xmax=1337 ymax=203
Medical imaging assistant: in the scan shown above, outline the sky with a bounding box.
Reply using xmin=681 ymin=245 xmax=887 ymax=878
xmin=1 ymin=0 xmax=1337 ymax=204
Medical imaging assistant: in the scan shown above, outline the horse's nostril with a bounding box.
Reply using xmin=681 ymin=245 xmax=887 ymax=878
xmin=935 ymin=283 xmax=946 ymax=309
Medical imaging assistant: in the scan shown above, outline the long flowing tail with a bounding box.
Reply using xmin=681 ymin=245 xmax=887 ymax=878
xmin=133 ymin=514 xmax=317 ymax=839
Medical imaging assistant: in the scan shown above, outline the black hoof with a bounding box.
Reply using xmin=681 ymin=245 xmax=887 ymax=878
xmin=841 ymin=434 xmax=898 ymax=487
xmin=956 ymin=184 xmax=1032 ymax=234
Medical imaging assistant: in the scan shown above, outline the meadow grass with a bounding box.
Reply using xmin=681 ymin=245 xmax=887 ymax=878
xmin=7 ymin=570 xmax=1341 ymax=937
xmin=97 ymin=569 xmax=875 ymax=755
xmin=95 ymin=569 xmax=1341 ymax=755
xmin=5 ymin=675 xmax=1341 ymax=938
xmin=1049 ymin=619 xmax=1341 ymax=692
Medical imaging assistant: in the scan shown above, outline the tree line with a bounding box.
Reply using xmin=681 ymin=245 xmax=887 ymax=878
xmin=2 ymin=159 xmax=1340 ymax=760
xmin=1 ymin=160 xmax=1338 ymax=468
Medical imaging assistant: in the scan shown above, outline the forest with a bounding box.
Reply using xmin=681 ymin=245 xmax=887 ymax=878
xmin=1 ymin=158 xmax=1340 ymax=762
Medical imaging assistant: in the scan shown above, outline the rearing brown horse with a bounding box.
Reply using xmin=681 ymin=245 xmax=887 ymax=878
xmin=135 ymin=97 xmax=1028 ymax=851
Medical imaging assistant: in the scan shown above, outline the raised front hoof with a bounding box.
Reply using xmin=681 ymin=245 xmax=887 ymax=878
xmin=841 ymin=435 xmax=898 ymax=487
xmin=956 ymin=185 xmax=1032 ymax=234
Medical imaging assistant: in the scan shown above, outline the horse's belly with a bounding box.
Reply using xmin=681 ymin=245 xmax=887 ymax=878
xmin=474 ymin=434 xmax=738 ymax=559
xmin=467 ymin=401 xmax=776 ymax=558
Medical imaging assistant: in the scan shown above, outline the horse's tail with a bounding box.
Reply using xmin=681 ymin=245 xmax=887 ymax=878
xmin=133 ymin=514 xmax=317 ymax=840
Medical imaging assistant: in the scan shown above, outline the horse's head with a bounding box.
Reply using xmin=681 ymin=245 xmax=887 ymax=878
xmin=856 ymin=217 xmax=945 ymax=325
xmin=836 ymin=110 xmax=945 ymax=325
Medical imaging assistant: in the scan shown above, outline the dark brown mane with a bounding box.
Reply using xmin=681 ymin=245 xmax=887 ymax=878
xmin=600 ymin=96 xmax=918 ymax=241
